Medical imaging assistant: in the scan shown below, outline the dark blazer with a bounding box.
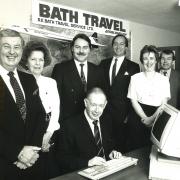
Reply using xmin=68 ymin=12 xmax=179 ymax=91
xmin=168 ymin=69 xmax=180 ymax=109
xmin=0 ymin=71 xmax=47 ymax=180
xmin=100 ymin=57 xmax=140 ymax=122
xmin=51 ymin=60 xmax=106 ymax=121
xmin=56 ymin=113 xmax=114 ymax=173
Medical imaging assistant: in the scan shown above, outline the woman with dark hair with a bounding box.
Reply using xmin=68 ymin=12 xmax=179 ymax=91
xmin=21 ymin=41 xmax=60 ymax=152
xmin=126 ymin=45 xmax=170 ymax=151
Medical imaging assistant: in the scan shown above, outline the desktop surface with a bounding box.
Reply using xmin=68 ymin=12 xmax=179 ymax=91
xmin=50 ymin=147 xmax=151 ymax=180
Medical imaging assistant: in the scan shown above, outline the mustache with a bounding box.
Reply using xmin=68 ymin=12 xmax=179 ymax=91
xmin=77 ymin=52 xmax=86 ymax=56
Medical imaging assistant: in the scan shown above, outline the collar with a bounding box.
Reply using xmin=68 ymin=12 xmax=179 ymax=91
xmin=113 ymin=55 xmax=125 ymax=62
xmin=84 ymin=110 xmax=99 ymax=125
xmin=74 ymin=59 xmax=88 ymax=66
xmin=0 ymin=64 xmax=18 ymax=77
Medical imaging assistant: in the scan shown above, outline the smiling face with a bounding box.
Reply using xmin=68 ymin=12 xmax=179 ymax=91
xmin=160 ymin=53 xmax=174 ymax=70
xmin=0 ymin=37 xmax=23 ymax=71
xmin=112 ymin=36 xmax=127 ymax=57
xmin=72 ymin=38 xmax=90 ymax=62
xmin=142 ymin=52 xmax=157 ymax=72
xmin=84 ymin=92 xmax=107 ymax=121
xmin=27 ymin=50 xmax=45 ymax=77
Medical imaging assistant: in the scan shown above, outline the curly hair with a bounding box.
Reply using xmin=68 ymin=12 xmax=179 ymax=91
xmin=21 ymin=41 xmax=52 ymax=68
xmin=140 ymin=45 xmax=159 ymax=64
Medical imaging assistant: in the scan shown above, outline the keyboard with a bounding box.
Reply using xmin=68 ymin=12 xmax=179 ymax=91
xmin=78 ymin=156 xmax=138 ymax=180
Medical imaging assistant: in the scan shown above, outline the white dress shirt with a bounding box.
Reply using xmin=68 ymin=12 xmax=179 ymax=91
xmin=127 ymin=72 xmax=171 ymax=107
xmin=109 ymin=56 xmax=125 ymax=85
xmin=74 ymin=60 xmax=88 ymax=81
xmin=0 ymin=65 xmax=25 ymax=101
xmin=36 ymin=75 xmax=60 ymax=133
xmin=84 ymin=110 xmax=102 ymax=138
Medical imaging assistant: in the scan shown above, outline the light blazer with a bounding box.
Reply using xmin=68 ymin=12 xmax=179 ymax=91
xmin=52 ymin=60 xmax=106 ymax=122
xmin=56 ymin=113 xmax=114 ymax=173
xmin=0 ymin=71 xmax=47 ymax=179
xmin=100 ymin=57 xmax=140 ymax=122
xmin=168 ymin=69 xmax=180 ymax=109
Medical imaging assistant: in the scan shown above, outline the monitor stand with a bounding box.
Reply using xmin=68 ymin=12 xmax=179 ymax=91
xmin=149 ymin=145 xmax=180 ymax=180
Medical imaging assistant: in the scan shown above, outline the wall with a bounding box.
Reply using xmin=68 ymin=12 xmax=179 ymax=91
xmin=1 ymin=0 xmax=180 ymax=65
xmin=130 ymin=22 xmax=180 ymax=64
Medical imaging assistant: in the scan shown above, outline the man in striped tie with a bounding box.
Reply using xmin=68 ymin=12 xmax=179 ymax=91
xmin=57 ymin=87 xmax=122 ymax=173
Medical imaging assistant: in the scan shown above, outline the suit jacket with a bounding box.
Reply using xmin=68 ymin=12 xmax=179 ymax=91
xmin=168 ymin=69 xmax=180 ymax=109
xmin=100 ymin=57 xmax=140 ymax=122
xmin=56 ymin=113 xmax=114 ymax=173
xmin=51 ymin=60 xmax=106 ymax=121
xmin=0 ymin=71 xmax=47 ymax=179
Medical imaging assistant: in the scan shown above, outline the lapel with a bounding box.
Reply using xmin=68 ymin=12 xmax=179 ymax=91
xmin=104 ymin=58 xmax=112 ymax=86
xmin=68 ymin=61 xmax=85 ymax=91
xmin=81 ymin=113 xmax=97 ymax=146
xmin=116 ymin=57 xmax=128 ymax=76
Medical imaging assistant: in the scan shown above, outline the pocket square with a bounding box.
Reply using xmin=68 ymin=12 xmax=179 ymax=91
xmin=124 ymin=71 xmax=129 ymax=75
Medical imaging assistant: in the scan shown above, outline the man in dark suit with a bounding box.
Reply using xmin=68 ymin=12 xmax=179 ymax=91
xmin=52 ymin=33 xmax=106 ymax=122
xmin=100 ymin=34 xmax=140 ymax=153
xmin=159 ymin=49 xmax=180 ymax=109
xmin=0 ymin=29 xmax=48 ymax=180
xmin=56 ymin=87 xmax=122 ymax=173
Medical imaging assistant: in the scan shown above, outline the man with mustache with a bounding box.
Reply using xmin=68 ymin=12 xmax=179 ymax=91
xmin=52 ymin=33 xmax=106 ymax=123
xmin=159 ymin=49 xmax=180 ymax=109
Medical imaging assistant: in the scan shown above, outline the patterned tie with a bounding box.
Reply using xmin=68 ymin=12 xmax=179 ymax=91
xmin=111 ymin=58 xmax=118 ymax=85
xmin=93 ymin=120 xmax=105 ymax=159
xmin=80 ymin=63 xmax=87 ymax=92
xmin=8 ymin=72 xmax=26 ymax=121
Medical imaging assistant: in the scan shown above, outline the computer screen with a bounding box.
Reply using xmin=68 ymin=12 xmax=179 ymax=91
xmin=151 ymin=104 xmax=180 ymax=158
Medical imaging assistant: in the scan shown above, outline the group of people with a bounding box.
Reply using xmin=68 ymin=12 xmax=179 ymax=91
xmin=0 ymin=28 xmax=179 ymax=180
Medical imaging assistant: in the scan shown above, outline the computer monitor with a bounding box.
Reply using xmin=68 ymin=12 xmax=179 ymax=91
xmin=151 ymin=103 xmax=180 ymax=158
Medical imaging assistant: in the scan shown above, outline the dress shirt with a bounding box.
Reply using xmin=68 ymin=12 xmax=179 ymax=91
xmin=74 ymin=59 xmax=88 ymax=81
xmin=0 ymin=65 xmax=25 ymax=101
xmin=84 ymin=110 xmax=102 ymax=139
xmin=160 ymin=69 xmax=171 ymax=79
xmin=109 ymin=56 xmax=125 ymax=85
xmin=36 ymin=75 xmax=60 ymax=133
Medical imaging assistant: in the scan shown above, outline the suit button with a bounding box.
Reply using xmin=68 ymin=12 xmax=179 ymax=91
xmin=74 ymin=101 xmax=77 ymax=104
xmin=71 ymin=89 xmax=74 ymax=92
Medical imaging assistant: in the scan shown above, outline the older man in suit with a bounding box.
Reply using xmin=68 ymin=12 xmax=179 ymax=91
xmin=52 ymin=33 xmax=106 ymax=123
xmin=0 ymin=29 xmax=47 ymax=180
xmin=159 ymin=49 xmax=180 ymax=109
xmin=100 ymin=34 xmax=140 ymax=153
xmin=56 ymin=87 xmax=121 ymax=173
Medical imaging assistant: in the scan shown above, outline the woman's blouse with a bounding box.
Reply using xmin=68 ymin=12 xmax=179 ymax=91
xmin=127 ymin=72 xmax=170 ymax=107
xmin=36 ymin=75 xmax=60 ymax=133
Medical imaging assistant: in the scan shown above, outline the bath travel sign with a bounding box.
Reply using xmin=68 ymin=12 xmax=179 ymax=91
xmin=32 ymin=0 xmax=129 ymax=37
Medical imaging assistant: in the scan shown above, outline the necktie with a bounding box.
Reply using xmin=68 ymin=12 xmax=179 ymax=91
xmin=8 ymin=72 xmax=26 ymax=121
xmin=80 ymin=64 xmax=87 ymax=92
xmin=163 ymin=71 xmax=167 ymax=76
xmin=93 ymin=120 xmax=105 ymax=159
xmin=111 ymin=58 xmax=118 ymax=85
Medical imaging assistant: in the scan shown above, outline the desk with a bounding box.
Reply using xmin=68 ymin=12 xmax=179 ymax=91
xmin=50 ymin=147 xmax=151 ymax=180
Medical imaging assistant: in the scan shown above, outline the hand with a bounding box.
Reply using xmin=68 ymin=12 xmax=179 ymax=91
xmin=109 ymin=150 xmax=122 ymax=159
xmin=141 ymin=116 xmax=154 ymax=127
xmin=18 ymin=146 xmax=41 ymax=165
xmin=42 ymin=131 xmax=53 ymax=152
xmin=88 ymin=156 xmax=106 ymax=166
xmin=14 ymin=161 xmax=28 ymax=170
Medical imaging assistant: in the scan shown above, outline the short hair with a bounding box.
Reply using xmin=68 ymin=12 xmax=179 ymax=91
xmin=21 ymin=41 xmax=51 ymax=68
xmin=71 ymin=33 xmax=92 ymax=49
xmin=160 ymin=49 xmax=175 ymax=61
xmin=112 ymin=34 xmax=128 ymax=47
xmin=86 ymin=87 xmax=107 ymax=100
xmin=0 ymin=29 xmax=25 ymax=47
xmin=140 ymin=45 xmax=159 ymax=64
